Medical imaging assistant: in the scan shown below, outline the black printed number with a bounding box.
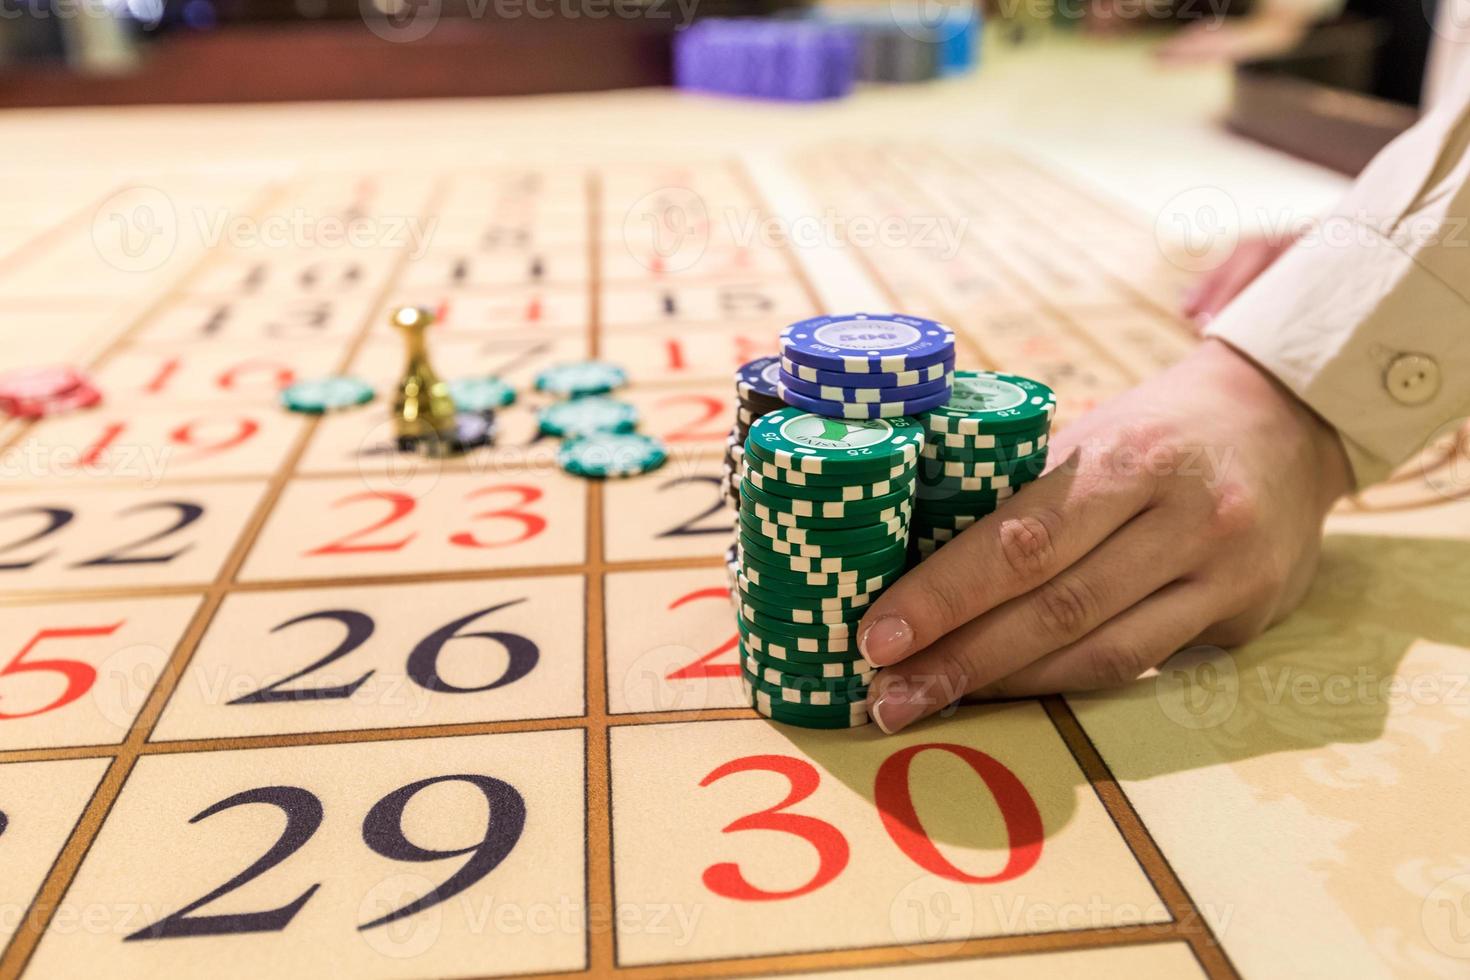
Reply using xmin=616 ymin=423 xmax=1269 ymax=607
xmin=125 ymin=787 xmax=323 ymax=940
xmin=655 ymin=476 xmax=732 ymax=539
xmin=359 ymin=775 xmax=527 ymax=928
xmin=228 ymin=601 xmax=538 ymax=705
xmin=127 ymin=775 xmax=526 ymax=941
xmin=0 ymin=501 xmax=204 ymax=572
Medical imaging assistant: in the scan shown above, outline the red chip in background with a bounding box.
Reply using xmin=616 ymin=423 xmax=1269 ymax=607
xmin=0 ymin=366 xmax=100 ymax=419
xmin=0 ymin=365 xmax=86 ymax=401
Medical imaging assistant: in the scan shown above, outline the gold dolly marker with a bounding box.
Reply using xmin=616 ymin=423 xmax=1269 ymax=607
xmin=391 ymin=304 xmax=493 ymax=457
xmin=391 ymin=304 xmax=458 ymax=444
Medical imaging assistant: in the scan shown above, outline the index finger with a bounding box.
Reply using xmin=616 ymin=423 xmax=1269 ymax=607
xmin=856 ymin=443 xmax=1154 ymax=668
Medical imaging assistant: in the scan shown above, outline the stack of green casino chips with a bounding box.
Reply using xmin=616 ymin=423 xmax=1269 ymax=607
xmin=912 ymin=371 xmax=1056 ymax=560
xmin=736 ymin=407 xmax=924 ymax=729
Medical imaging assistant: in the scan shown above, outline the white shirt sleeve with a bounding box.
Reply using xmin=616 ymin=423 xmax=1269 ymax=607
xmin=1205 ymin=69 xmax=1470 ymax=487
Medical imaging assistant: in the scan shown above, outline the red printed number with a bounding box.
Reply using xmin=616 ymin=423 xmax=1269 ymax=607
xmin=700 ymin=755 xmax=849 ymax=901
xmin=307 ymin=485 xmax=546 ymax=557
xmin=448 ymin=485 xmax=545 ymax=549
xmin=701 ymin=744 xmax=1042 ymax=901
xmin=308 ymin=492 xmax=417 ymax=555
xmin=875 ymin=743 xmax=1043 ymax=883
xmin=656 ymin=394 xmax=726 ymax=443
xmin=665 ymin=588 xmax=739 ymax=680
xmin=0 ymin=623 xmax=123 ymax=720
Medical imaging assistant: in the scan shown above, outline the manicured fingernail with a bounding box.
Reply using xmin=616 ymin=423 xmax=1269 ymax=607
xmin=859 ymin=616 xmax=913 ymax=668
xmin=870 ymin=678 xmax=925 ymax=735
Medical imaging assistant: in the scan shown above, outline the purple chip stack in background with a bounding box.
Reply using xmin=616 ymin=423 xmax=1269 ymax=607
xmin=673 ymin=19 xmax=860 ymax=101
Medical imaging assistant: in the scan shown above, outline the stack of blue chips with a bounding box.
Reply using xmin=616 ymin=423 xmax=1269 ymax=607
xmin=776 ymin=313 xmax=957 ymax=420
xmin=673 ymin=19 xmax=860 ymax=101
xmin=809 ymin=6 xmax=981 ymax=80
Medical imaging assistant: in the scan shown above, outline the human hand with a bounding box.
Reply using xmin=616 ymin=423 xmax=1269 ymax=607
xmin=857 ymin=339 xmax=1353 ymax=734
xmin=1182 ymin=234 xmax=1298 ymax=330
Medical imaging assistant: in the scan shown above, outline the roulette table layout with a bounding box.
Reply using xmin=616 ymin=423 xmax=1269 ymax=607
xmin=0 ymin=43 xmax=1466 ymax=980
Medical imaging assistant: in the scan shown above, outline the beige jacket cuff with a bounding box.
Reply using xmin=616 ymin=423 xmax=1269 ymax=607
xmin=1206 ymin=97 xmax=1470 ymax=489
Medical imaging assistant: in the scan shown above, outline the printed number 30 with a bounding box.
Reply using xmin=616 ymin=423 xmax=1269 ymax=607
xmin=700 ymin=744 xmax=1043 ymax=901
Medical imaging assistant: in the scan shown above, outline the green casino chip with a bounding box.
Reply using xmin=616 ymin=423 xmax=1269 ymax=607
xmin=916 ymin=473 xmax=1038 ymax=498
xmin=736 ymin=560 xmax=902 ymax=599
xmin=744 ymin=465 xmax=914 ymax=503
xmin=740 ymin=622 xmax=859 ymax=661
xmin=738 ymin=597 xmax=865 ymax=628
xmin=738 ymin=533 xmax=907 ymax=576
xmin=744 ymin=455 xmax=912 ymax=488
xmin=735 ymin=602 xmax=858 ymax=631
xmin=913 ymin=486 xmax=1016 ymax=510
xmin=910 ymin=522 xmax=960 ymax=543
xmin=535 ymin=360 xmax=628 ymax=398
xmin=738 ymin=580 xmax=876 ymax=614
xmin=927 ymin=425 xmax=1050 ymax=452
xmin=916 ymin=477 xmax=1032 ymax=503
xmin=448 ymin=376 xmax=516 ymax=413
xmin=746 ymin=408 xmax=925 ymax=475
xmin=741 ymin=671 xmax=870 ymax=710
xmin=911 ymin=511 xmax=982 ymax=532
xmin=915 ymin=481 xmax=1035 ymax=504
xmin=737 ymin=608 xmax=858 ymax=646
xmin=743 ymin=642 xmax=873 ymax=679
xmin=739 ymin=525 xmax=905 ymax=564
xmin=281 ymin=376 xmax=375 ymax=414
xmin=744 ymin=681 xmax=872 ymax=728
xmin=921 ymin=371 xmax=1056 ymax=436
xmin=912 ymin=500 xmax=1006 ymax=520
xmin=558 ymin=432 xmax=666 ymax=478
xmin=735 ymin=540 xmax=905 ymax=587
xmin=738 ymin=586 xmax=875 ymax=620
xmin=740 ymin=478 xmax=913 ymax=519
xmin=752 ymin=696 xmax=864 ymax=728
xmin=741 ymin=498 xmax=911 ymax=530
xmin=751 ymin=701 xmax=872 ymax=730
xmin=739 ymin=512 xmax=908 ymax=547
xmin=920 ymin=431 xmax=1049 ymax=462
xmin=741 ymin=662 xmax=870 ymax=705
xmin=740 ymin=605 xmax=859 ymax=641
xmin=918 ymin=449 xmax=1048 ymax=482
xmin=736 ymin=569 xmax=883 ymax=601
xmin=537 ymin=396 xmax=638 ymax=437
xmin=735 ymin=558 xmax=882 ymax=599
xmin=739 ymin=665 xmax=872 ymax=706
xmin=736 ymin=563 xmax=883 ymax=601
xmin=738 ymin=524 xmax=904 ymax=560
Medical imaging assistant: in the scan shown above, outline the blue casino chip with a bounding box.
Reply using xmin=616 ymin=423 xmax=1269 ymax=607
xmin=779 ymin=313 xmax=955 ymax=374
xmin=780 ymin=354 xmax=954 ymax=388
xmin=735 ymin=355 xmax=785 ymax=413
xmin=777 ymin=369 xmax=952 ymax=405
xmin=776 ymin=381 xmax=953 ymax=420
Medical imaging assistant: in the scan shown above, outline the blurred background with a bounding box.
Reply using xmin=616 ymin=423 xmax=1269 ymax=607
xmin=0 ymin=0 xmax=1439 ymax=175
